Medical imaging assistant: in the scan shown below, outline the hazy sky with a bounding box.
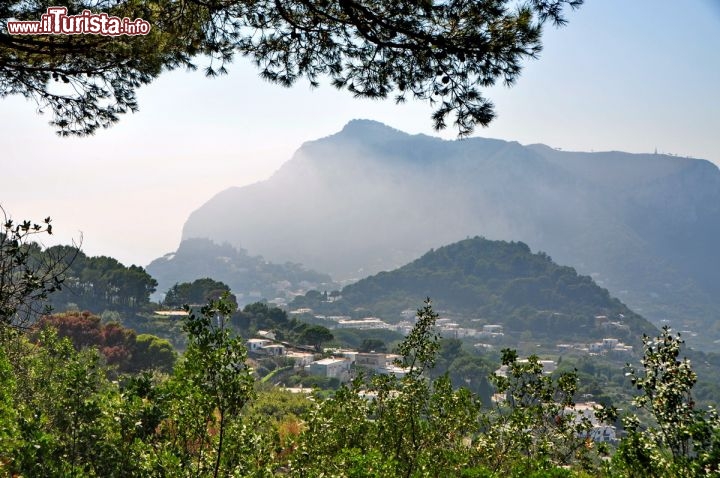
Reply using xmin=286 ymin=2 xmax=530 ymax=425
xmin=2 ymin=0 xmax=718 ymax=269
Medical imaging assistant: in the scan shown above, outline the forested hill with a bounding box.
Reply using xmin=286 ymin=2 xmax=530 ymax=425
xmin=334 ymin=237 xmax=658 ymax=343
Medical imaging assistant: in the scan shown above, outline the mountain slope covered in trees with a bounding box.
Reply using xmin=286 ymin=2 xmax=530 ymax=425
xmin=181 ymin=120 xmax=720 ymax=349
xmin=294 ymin=237 xmax=658 ymax=344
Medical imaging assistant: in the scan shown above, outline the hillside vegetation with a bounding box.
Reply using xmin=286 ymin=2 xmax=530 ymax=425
xmin=294 ymin=237 xmax=657 ymax=344
xmin=1 ymin=297 xmax=718 ymax=477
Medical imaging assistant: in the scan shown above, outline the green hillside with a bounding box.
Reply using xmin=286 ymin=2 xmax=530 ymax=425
xmin=299 ymin=237 xmax=658 ymax=344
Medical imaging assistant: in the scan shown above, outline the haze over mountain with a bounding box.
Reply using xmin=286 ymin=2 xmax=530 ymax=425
xmin=181 ymin=120 xmax=720 ymax=349
xmin=146 ymin=238 xmax=334 ymax=306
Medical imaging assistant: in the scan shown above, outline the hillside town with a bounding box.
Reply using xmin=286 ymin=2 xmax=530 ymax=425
xmin=289 ymin=307 xmax=635 ymax=361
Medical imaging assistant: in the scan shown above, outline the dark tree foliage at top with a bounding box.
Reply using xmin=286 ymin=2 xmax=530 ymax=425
xmin=1 ymin=0 xmax=581 ymax=136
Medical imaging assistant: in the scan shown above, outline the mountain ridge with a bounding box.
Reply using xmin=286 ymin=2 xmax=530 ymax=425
xmin=179 ymin=120 xmax=720 ymax=349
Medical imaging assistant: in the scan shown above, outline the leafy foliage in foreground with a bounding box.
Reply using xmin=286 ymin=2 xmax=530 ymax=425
xmin=0 ymin=297 xmax=718 ymax=477
xmin=0 ymin=209 xmax=76 ymax=328
xmin=290 ymin=300 xmax=606 ymax=477
xmin=0 ymin=296 xmax=273 ymax=477
xmin=614 ymin=328 xmax=720 ymax=477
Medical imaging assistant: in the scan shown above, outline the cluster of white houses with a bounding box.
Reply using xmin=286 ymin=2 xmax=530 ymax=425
xmin=556 ymin=337 xmax=633 ymax=358
xmin=303 ymin=314 xmax=416 ymax=334
xmin=291 ymin=308 xmax=503 ymax=340
xmin=302 ymin=352 xmax=410 ymax=381
xmin=246 ymin=335 xmax=409 ymax=382
xmin=494 ymin=358 xmax=558 ymax=378
xmin=250 ymin=334 xmax=620 ymax=445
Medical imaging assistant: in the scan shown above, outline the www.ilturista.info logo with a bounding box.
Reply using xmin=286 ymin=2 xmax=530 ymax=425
xmin=7 ymin=7 xmax=151 ymax=36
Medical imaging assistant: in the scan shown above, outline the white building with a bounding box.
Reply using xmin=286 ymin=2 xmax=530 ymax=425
xmin=290 ymin=308 xmax=313 ymax=315
xmin=261 ymin=344 xmax=286 ymax=356
xmin=246 ymin=338 xmax=271 ymax=352
xmin=341 ymin=350 xmax=358 ymax=363
xmin=356 ymin=352 xmax=388 ymax=369
xmin=477 ymin=324 xmax=505 ymax=340
xmin=286 ymin=351 xmax=315 ymax=368
xmin=308 ymin=357 xmax=351 ymax=381
xmin=337 ymin=318 xmax=389 ymax=330
xmin=381 ymin=364 xmax=409 ymax=378
xmin=611 ymin=344 xmax=634 ymax=358
xmin=602 ymin=338 xmax=619 ymax=348
xmin=355 ymin=353 xmax=409 ymax=378
xmin=495 ymin=358 xmax=557 ymax=377
xmin=567 ymin=402 xmax=617 ymax=444
xmin=483 ymin=325 xmax=504 ymax=333
xmin=539 ymin=360 xmax=557 ymax=374
xmin=257 ymin=330 xmax=276 ymax=340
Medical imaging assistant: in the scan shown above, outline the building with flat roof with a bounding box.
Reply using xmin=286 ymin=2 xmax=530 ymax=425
xmin=246 ymin=338 xmax=271 ymax=352
xmin=286 ymin=351 xmax=315 ymax=367
xmin=567 ymin=402 xmax=617 ymax=444
xmin=308 ymin=357 xmax=350 ymax=381
xmin=337 ymin=318 xmax=389 ymax=330
xmin=261 ymin=344 xmax=286 ymax=356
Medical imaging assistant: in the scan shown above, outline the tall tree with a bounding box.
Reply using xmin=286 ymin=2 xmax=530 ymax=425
xmin=299 ymin=324 xmax=334 ymax=352
xmin=290 ymin=299 xmax=483 ymax=476
xmin=164 ymin=294 xmax=255 ymax=477
xmin=618 ymin=327 xmax=720 ymax=476
xmin=2 ymin=0 xmax=582 ymax=136
xmin=163 ymin=277 xmax=236 ymax=309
